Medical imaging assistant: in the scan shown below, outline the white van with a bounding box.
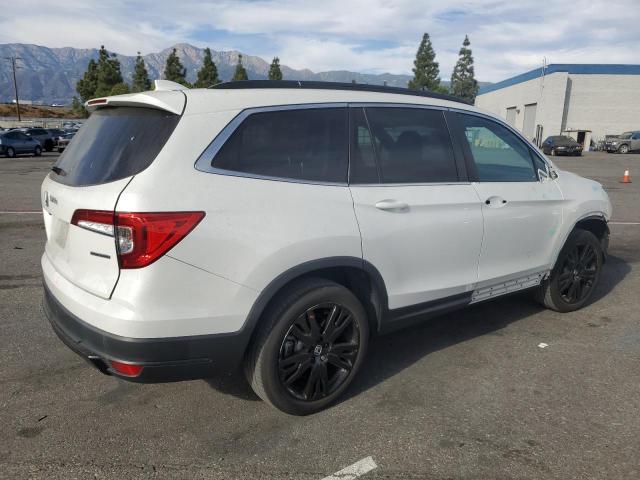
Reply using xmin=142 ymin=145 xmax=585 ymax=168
xmin=42 ymin=81 xmax=611 ymax=414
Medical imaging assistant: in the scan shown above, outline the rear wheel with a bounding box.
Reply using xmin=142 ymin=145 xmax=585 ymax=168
xmin=246 ymin=278 xmax=369 ymax=415
xmin=34 ymin=145 xmax=42 ymax=157
xmin=618 ymin=144 xmax=629 ymax=154
xmin=6 ymin=147 xmax=15 ymax=158
xmin=536 ymin=229 xmax=603 ymax=312
xmin=550 ymin=148 xmax=557 ymax=156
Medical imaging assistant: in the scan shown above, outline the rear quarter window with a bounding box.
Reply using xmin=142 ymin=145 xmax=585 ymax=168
xmin=51 ymin=107 xmax=180 ymax=186
xmin=211 ymin=107 xmax=349 ymax=183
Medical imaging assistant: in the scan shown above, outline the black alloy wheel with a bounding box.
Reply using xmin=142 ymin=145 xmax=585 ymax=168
xmin=278 ymin=303 xmax=360 ymax=402
xmin=6 ymin=147 xmax=16 ymax=158
xmin=556 ymin=242 xmax=598 ymax=304
xmin=536 ymin=229 xmax=603 ymax=312
xmin=246 ymin=278 xmax=369 ymax=415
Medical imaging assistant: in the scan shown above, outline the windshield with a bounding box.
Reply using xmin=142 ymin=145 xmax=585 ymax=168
xmin=52 ymin=107 xmax=180 ymax=186
xmin=619 ymin=132 xmax=633 ymax=139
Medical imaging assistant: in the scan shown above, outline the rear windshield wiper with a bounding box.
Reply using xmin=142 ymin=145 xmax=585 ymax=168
xmin=51 ymin=166 xmax=67 ymax=176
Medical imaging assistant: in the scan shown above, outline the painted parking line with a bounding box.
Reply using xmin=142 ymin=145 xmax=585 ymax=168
xmin=609 ymin=221 xmax=640 ymax=225
xmin=320 ymin=457 xmax=377 ymax=480
xmin=0 ymin=211 xmax=41 ymax=214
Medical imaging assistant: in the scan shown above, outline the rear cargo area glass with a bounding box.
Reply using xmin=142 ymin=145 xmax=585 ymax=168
xmin=51 ymin=107 xmax=180 ymax=186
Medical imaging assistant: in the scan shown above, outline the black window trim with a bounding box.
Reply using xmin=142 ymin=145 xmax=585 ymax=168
xmin=447 ymin=107 xmax=551 ymax=182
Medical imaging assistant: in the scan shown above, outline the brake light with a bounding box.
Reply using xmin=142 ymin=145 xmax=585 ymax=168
xmin=71 ymin=210 xmax=205 ymax=269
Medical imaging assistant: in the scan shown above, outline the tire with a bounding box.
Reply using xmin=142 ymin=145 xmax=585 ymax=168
xmin=618 ymin=144 xmax=629 ymax=154
xmin=550 ymin=148 xmax=556 ymax=156
xmin=34 ymin=145 xmax=42 ymax=157
xmin=44 ymin=140 xmax=53 ymax=152
xmin=57 ymin=147 xmax=65 ymax=153
xmin=246 ymin=278 xmax=369 ymax=415
xmin=6 ymin=147 xmax=15 ymax=158
xmin=536 ymin=229 xmax=603 ymax=312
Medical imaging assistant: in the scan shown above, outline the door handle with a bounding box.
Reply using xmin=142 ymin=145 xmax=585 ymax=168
xmin=375 ymin=199 xmax=409 ymax=211
xmin=484 ymin=196 xmax=508 ymax=207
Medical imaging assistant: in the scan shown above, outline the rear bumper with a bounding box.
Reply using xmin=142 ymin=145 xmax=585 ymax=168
xmin=43 ymin=282 xmax=250 ymax=382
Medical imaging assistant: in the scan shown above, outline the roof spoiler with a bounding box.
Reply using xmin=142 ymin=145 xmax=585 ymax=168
xmin=84 ymin=87 xmax=186 ymax=115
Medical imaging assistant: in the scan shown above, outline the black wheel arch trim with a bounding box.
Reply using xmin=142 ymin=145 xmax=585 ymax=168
xmin=552 ymin=214 xmax=610 ymax=267
xmin=241 ymin=257 xmax=389 ymax=341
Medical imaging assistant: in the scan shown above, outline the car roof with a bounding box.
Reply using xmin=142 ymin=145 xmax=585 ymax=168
xmin=182 ymin=81 xmax=483 ymax=116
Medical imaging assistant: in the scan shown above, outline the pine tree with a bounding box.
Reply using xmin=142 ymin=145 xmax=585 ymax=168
xmin=194 ymin=48 xmax=220 ymax=87
xmin=109 ymin=82 xmax=130 ymax=96
xmin=76 ymin=59 xmax=99 ymax=102
xmin=408 ymin=33 xmax=441 ymax=91
xmin=232 ymin=54 xmax=249 ymax=81
xmin=131 ymin=52 xmax=152 ymax=92
xmin=164 ymin=48 xmax=189 ymax=86
xmin=268 ymin=57 xmax=283 ymax=80
xmin=71 ymin=96 xmax=87 ymax=118
xmin=95 ymin=45 xmax=124 ymax=97
xmin=450 ymin=35 xmax=479 ymax=103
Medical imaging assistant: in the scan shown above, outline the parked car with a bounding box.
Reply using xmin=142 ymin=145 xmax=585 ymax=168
xmin=541 ymin=136 xmax=583 ymax=156
xmin=23 ymin=128 xmax=55 ymax=152
xmin=605 ymin=131 xmax=640 ymax=154
xmin=0 ymin=130 xmax=42 ymax=157
xmin=47 ymin=128 xmax=66 ymax=139
xmin=56 ymin=132 xmax=75 ymax=152
xmin=41 ymin=81 xmax=612 ymax=415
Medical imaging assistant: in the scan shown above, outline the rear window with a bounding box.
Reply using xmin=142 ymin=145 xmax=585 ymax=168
xmin=51 ymin=107 xmax=180 ymax=186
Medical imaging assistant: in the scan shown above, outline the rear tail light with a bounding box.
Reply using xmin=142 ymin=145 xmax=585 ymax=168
xmin=71 ymin=210 xmax=205 ymax=269
xmin=109 ymin=360 xmax=144 ymax=377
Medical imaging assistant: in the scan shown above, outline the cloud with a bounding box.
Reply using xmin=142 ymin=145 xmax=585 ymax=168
xmin=0 ymin=0 xmax=638 ymax=81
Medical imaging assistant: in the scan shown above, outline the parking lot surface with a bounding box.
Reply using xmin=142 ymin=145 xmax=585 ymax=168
xmin=1 ymin=151 xmax=639 ymax=479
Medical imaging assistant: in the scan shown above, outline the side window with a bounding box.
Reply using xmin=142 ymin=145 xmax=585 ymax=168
xmin=632 ymin=133 xmax=640 ymax=140
xmin=456 ymin=113 xmax=537 ymax=182
xmin=212 ymin=108 xmax=348 ymax=183
xmin=349 ymin=108 xmax=379 ymax=184
xmin=363 ymin=107 xmax=458 ymax=184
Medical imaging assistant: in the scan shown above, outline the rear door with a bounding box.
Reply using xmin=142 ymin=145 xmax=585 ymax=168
xmin=42 ymin=104 xmax=182 ymax=298
xmin=449 ymin=111 xmax=564 ymax=286
xmin=349 ymin=106 xmax=483 ymax=311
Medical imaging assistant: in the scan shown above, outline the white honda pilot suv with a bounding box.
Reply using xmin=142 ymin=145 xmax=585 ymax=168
xmin=42 ymin=80 xmax=612 ymax=415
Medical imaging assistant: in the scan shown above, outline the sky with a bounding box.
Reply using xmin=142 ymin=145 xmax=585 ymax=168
xmin=0 ymin=0 xmax=639 ymax=82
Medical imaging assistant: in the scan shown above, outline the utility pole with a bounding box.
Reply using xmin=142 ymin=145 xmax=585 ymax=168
xmin=5 ymin=57 xmax=22 ymax=121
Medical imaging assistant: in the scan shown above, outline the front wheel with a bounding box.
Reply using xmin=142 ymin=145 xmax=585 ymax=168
xmin=536 ymin=229 xmax=603 ymax=312
xmin=246 ymin=278 xmax=369 ymax=415
xmin=550 ymin=148 xmax=557 ymax=156
xmin=618 ymin=144 xmax=629 ymax=154
xmin=34 ymin=145 xmax=42 ymax=157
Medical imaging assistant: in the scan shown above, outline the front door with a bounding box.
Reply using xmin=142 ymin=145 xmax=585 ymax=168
xmin=348 ymin=106 xmax=483 ymax=311
xmin=450 ymin=112 xmax=564 ymax=288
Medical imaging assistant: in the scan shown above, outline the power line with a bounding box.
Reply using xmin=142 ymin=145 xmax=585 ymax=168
xmin=4 ymin=57 xmax=23 ymax=121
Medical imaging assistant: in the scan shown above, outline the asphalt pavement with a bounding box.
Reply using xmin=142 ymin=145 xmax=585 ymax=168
xmin=1 ymin=151 xmax=639 ymax=479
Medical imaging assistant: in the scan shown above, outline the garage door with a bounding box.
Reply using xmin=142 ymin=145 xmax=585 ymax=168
xmin=523 ymin=103 xmax=537 ymax=140
xmin=506 ymin=107 xmax=516 ymax=126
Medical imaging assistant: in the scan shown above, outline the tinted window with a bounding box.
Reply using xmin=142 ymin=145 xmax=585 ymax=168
xmin=52 ymin=107 xmax=179 ymax=186
xmin=362 ymin=107 xmax=458 ymax=183
xmin=349 ymin=108 xmax=379 ymax=184
xmin=212 ymin=108 xmax=348 ymax=183
xmin=456 ymin=113 xmax=536 ymax=182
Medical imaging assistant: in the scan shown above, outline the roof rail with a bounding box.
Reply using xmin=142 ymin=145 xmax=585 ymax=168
xmin=209 ymin=80 xmax=470 ymax=105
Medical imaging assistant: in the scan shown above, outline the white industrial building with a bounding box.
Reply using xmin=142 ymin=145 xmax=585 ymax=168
xmin=475 ymin=64 xmax=640 ymax=149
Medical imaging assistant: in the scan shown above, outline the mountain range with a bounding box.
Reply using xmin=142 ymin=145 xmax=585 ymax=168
xmin=0 ymin=43 xmax=488 ymax=105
